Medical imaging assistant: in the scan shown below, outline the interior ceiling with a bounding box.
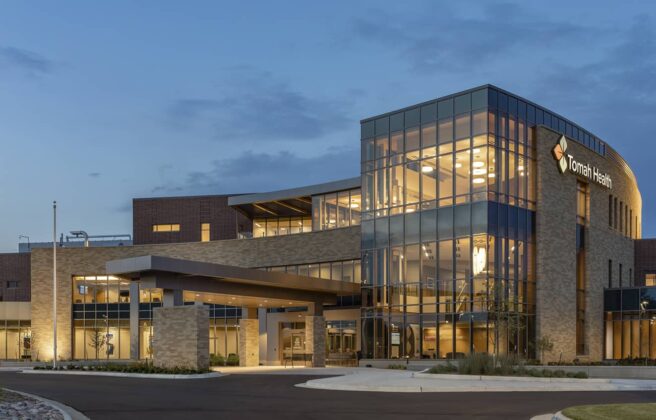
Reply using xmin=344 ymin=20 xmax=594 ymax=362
xmin=182 ymin=291 xmax=309 ymax=309
xmin=233 ymin=197 xmax=312 ymax=218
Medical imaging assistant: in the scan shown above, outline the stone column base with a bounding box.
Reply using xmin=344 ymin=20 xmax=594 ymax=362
xmin=152 ymin=305 xmax=209 ymax=370
xmin=305 ymin=316 xmax=326 ymax=367
xmin=239 ymin=319 xmax=259 ymax=367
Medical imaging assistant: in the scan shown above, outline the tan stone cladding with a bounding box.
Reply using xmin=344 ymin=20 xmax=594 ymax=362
xmin=31 ymin=226 xmax=360 ymax=361
xmin=152 ymin=305 xmax=209 ymax=370
xmin=238 ymin=319 xmax=259 ymax=367
xmin=535 ymin=126 xmax=640 ymax=363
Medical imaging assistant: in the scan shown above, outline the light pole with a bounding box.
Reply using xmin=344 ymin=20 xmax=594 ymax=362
xmin=53 ymin=201 xmax=57 ymax=368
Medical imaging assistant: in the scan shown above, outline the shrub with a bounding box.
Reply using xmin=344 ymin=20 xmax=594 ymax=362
xmin=458 ymin=353 xmax=494 ymax=375
xmin=573 ymin=371 xmax=588 ymax=379
xmin=553 ymin=370 xmax=566 ymax=378
xmin=386 ymin=364 xmax=407 ymax=370
xmin=427 ymin=363 xmax=457 ymax=374
xmin=541 ymin=369 xmax=554 ymax=378
xmin=210 ymin=354 xmax=226 ymax=366
xmin=496 ymin=354 xmax=520 ymax=376
xmin=226 ymin=354 xmax=239 ymax=366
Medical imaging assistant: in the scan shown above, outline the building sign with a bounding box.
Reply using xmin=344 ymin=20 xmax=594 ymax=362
xmin=552 ymin=135 xmax=613 ymax=189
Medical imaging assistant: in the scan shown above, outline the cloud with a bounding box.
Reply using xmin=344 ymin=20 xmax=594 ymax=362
xmin=88 ymin=172 xmax=101 ymax=178
xmin=150 ymin=147 xmax=359 ymax=196
xmin=0 ymin=46 xmax=53 ymax=76
xmin=350 ymin=3 xmax=591 ymax=73
xmin=167 ymin=68 xmax=353 ymax=142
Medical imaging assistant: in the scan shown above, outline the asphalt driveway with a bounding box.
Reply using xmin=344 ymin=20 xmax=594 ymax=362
xmin=1 ymin=372 xmax=656 ymax=419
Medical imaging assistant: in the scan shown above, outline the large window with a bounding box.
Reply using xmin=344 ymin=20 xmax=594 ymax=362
xmin=0 ymin=320 xmax=31 ymax=360
xmin=252 ymin=217 xmax=312 ymax=238
xmin=312 ymin=189 xmax=361 ymax=231
xmin=73 ymin=275 xmax=131 ymax=360
xmin=262 ymin=259 xmax=361 ymax=284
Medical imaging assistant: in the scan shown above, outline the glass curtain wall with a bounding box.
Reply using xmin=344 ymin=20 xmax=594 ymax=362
xmin=0 ymin=320 xmax=31 ymax=360
xmin=312 ymin=189 xmax=362 ymax=231
xmin=361 ymin=87 xmax=538 ymax=360
xmin=262 ymin=259 xmax=362 ymax=283
xmin=73 ymin=275 xmax=131 ymax=360
xmin=604 ymin=287 xmax=656 ymax=360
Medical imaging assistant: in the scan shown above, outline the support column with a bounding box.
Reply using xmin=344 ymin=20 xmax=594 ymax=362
xmin=152 ymin=305 xmax=210 ymax=370
xmin=305 ymin=303 xmax=326 ymax=367
xmin=162 ymin=289 xmax=183 ymax=307
xmin=239 ymin=307 xmax=259 ymax=367
xmin=129 ymin=282 xmax=140 ymax=360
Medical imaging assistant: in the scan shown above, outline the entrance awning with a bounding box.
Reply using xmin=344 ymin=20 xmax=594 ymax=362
xmin=106 ymin=255 xmax=360 ymax=306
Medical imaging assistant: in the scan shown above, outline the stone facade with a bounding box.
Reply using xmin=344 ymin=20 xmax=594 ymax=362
xmin=305 ymin=316 xmax=326 ymax=367
xmin=238 ymin=319 xmax=259 ymax=367
xmin=30 ymin=226 xmax=360 ymax=361
xmin=152 ymin=305 xmax=209 ymax=370
xmin=535 ymin=126 xmax=640 ymax=362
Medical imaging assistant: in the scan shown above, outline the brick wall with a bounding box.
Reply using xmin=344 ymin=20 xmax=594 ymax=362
xmin=133 ymin=195 xmax=252 ymax=245
xmin=0 ymin=253 xmax=30 ymax=302
xmin=31 ymin=226 xmax=360 ymax=360
xmin=535 ymin=127 xmax=640 ymax=362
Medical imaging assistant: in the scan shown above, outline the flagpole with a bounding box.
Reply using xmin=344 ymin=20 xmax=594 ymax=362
xmin=53 ymin=201 xmax=57 ymax=368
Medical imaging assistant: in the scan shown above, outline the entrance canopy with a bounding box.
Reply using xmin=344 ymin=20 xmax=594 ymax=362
xmin=106 ymin=255 xmax=360 ymax=307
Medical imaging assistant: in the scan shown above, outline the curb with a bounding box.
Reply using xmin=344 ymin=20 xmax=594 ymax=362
xmin=413 ymin=372 xmax=612 ymax=384
xmin=4 ymin=388 xmax=90 ymax=420
xmin=296 ymin=381 xmax=622 ymax=393
xmin=21 ymin=370 xmax=223 ymax=380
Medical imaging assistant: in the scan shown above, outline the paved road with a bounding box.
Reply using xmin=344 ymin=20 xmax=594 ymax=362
xmin=2 ymin=372 xmax=656 ymax=419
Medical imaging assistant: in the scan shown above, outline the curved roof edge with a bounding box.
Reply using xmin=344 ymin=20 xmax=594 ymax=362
xmin=228 ymin=177 xmax=361 ymax=206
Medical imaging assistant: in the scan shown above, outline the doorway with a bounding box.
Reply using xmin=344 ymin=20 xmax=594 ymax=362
xmin=280 ymin=322 xmax=306 ymax=365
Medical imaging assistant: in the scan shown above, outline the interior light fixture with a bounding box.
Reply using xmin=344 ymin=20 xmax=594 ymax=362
xmin=421 ymin=165 xmax=434 ymax=173
xmin=472 ymin=168 xmax=487 ymax=176
xmin=488 ymin=173 xmax=496 ymax=178
xmin=472 ymin=161 xmax=485 ymax=168
xmin=473 ymin=178 xmax=485 ymax=184
xmin=455 ymin=163 xmax=462 ymax=168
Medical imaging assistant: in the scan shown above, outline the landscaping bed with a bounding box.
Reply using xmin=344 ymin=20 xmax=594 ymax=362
xmin=0 ymin=389 xmax=64 ymax=419
xmin=34 ymin=362 xmax=210 ymax=375
xmin=424 ymin=353 xmax=589 ymax=379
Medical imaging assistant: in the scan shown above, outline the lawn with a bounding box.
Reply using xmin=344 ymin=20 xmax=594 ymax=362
xmin=563 ymin=403 xmax=656 ymax=420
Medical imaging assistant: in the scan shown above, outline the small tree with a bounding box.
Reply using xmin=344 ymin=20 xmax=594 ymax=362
xmin=88 ymin=328 xmax=106 ymax=360
xmin=536 ymin=335 xmax=554 ymax=365
xmin=26 ymin=331 xmax=39 ymax=361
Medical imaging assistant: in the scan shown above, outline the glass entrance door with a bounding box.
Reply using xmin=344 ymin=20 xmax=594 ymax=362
xmin=280 ymin=322 xmax=306 ymax=365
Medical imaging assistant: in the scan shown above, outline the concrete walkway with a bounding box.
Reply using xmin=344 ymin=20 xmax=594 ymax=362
xmin=212 ymin=365 xmax=365 ymax=376
xmin=297 ymin=369 xmax=656 ymax=393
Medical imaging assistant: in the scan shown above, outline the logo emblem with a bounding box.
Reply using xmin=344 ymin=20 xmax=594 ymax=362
xmin=552 ymin=135 xmax=568 ymax=174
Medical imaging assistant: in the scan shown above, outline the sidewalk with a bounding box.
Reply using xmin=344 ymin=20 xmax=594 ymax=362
xmin=212 ymin=365 xmax=365 ymax=376
xmin=296 ymin=369 xmax=656 ymax=393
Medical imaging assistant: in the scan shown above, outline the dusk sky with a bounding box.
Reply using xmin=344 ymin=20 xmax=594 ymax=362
xmin=1 ymin=0 xmax=655 ymax=252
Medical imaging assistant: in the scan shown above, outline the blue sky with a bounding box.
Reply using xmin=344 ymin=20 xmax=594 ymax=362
xmin=1 ymin=0 xmax=655 ymax=252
